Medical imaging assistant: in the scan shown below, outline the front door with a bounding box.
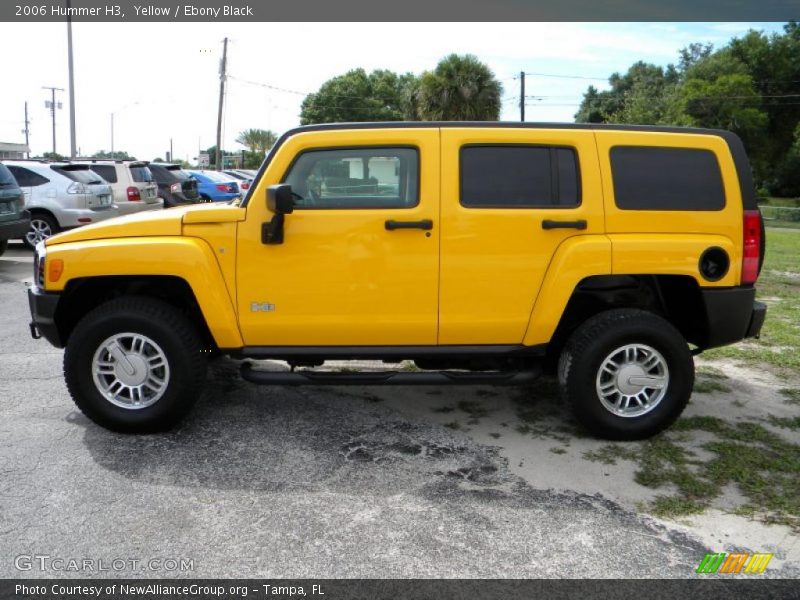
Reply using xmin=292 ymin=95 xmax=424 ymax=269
xmin=236 ymin=128 xmax=440 ymax=347
xmin=438 ymin=128 xmax=603 ymax=344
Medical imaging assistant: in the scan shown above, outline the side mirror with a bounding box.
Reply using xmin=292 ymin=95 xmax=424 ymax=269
xmin=267 ymin=184 xmax=294 ymax=214
xmin=262 ymin=184 xmax=294 ymax=245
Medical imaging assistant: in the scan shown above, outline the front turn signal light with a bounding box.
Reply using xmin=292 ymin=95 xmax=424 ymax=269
xmin=48 ymin=259 xmax=64 ymax=283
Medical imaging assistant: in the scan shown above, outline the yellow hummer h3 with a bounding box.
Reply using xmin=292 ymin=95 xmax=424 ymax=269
xmin=28 ymin=123 xmax=766 ymax=439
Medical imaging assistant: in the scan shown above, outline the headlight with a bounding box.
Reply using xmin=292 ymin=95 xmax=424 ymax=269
xmin=34 ymin=241 xmax=46 ymax=288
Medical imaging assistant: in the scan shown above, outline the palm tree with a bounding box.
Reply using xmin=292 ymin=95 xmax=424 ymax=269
xmin=413 ymin=54 xmax=503 ymax=121
xmin=235 ymin=129 xmax=277 ymax=155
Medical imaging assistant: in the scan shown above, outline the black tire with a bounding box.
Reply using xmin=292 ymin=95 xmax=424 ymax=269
xmin=64 ymin=297 xmax=207 ymax=433
xmin=23 ymin=212 xmax=59 ymax=249
xmin=0 ymin=239 xmax=7 ymax=256
xmin=558 ymin=308 xmax=694 ymax=440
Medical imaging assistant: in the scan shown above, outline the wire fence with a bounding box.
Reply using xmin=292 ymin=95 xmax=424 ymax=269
xmin=759 ymin=204 xmax=800 ymax=227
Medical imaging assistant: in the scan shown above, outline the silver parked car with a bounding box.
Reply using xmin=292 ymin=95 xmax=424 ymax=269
xmin=73 ymin=159 xmax=163 ymax=216
xmin=3 ymin=160 xmax=118 ymax=248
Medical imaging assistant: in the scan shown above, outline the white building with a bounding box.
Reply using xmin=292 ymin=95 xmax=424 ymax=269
xmin=0 ymin=142 xmax=29 ymax=159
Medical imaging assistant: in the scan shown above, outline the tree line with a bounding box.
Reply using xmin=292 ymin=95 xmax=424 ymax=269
xmin=576 ymin=22 xmax=800 ymax=197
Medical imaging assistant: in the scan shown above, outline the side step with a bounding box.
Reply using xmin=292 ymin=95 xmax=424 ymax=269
xmin=240 ymin=362 xmax=540 ymax=386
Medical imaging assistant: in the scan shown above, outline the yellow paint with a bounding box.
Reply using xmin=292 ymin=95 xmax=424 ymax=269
xmin=45 ymin=237 xmax=242 ymax=348
xmin=237 ymin=128 xmax=440 ymax=345
xmin=41 ymin=125 xmax=750 ymax=352
xmin=439 ymin=128 xmax=604 ymax=344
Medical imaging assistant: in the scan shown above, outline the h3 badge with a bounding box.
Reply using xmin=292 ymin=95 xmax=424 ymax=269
xmin=251 ymin=302 xmax=276 ymax=313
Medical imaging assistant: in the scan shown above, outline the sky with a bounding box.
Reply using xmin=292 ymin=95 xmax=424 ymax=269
xmin=0 ymin=21 xmax=786 ymax=163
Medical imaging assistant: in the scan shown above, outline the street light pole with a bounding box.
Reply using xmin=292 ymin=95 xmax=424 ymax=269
xmin=110 ymin=113 xmax=114 ymax=154
xmin=66 ymin=0 xmax=77 ymax=158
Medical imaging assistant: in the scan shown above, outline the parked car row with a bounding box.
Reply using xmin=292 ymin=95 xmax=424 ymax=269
xmin=0 ymin=158 xmax=251 ymax=249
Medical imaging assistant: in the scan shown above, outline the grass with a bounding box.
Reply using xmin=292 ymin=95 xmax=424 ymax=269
xmin=780 ymin=388 xmax=800 ymax=405
xmin=583 ymin=416 xmax=800 ymax=529
xmin=705 ymin=230 xmax=800 ymax=374
xmin=693 ymin=366 xmax=733 ymax=394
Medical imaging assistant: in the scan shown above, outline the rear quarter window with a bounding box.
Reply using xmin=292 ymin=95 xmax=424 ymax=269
xmin=610 ymin=146 xmax=725 ymax=211
xmin=129 ymin=165 xmax=153 ymax=183
xmin=91 ymin=165 xmax=118 ymax=183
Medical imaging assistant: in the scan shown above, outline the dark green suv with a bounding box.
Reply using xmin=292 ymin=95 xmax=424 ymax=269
xmin=0 ymin=163 xmax=29 ymax=256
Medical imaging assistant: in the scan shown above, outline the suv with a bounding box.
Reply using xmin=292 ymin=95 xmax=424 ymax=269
xmin=73 ymin=159 xmax=163 ymax=215
xmin=0 ymin=163 xmax=30 ymax=256
xmin=3 ymin=160 xmax=117 ymax=248
xmin=148 ymin=163 xmax=200 ymax=207
xmin=27 ymin=123 xmax=766 ymax=438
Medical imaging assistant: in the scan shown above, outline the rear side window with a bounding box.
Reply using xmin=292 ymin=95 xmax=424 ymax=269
xmin=91 ymin=165 xmax=118 ymax=183
xmin=7 ymin=166 xmax=49 ymax=187
xmin=129 ymin=165 xmax=153 ymax=183
xmin=610 ymin=146 xmax=725 ymax=211
xmin=460 ymin=145 xmax=580 ymax=208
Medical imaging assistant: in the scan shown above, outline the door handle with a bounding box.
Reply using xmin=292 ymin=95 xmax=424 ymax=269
xmin=541 ymin=219 xmax=587 ymax=230
xmin=385 ymin=219 xmax=433 ymax=231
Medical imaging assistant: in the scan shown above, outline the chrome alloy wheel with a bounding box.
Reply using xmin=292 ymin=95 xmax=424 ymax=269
xmin=26 ymin=218 xmax=52 ymax=246
xmin=91 ymin=333 xmax=170 ymax=410
xmin=595 ymin=343 xmax=669 ymax=418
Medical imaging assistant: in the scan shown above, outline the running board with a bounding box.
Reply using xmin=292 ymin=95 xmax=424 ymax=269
xmin=240 ymin=362 xmax=540 ymax=386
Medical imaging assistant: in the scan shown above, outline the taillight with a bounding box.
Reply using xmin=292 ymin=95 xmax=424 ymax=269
xmin=215 ymin=184 xmax=228 ymax=192
xmin=170 ymin=182 xmax=181 ymax=193
xmin=742 ymin=209 xmax=762 ymax=285
xmin=127 ymin=186 xmax=141 ymax=202
xmin=240 ymin=181 xmax=250 ymax=190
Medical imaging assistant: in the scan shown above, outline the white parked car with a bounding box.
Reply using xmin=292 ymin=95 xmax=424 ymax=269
xmin=74 ymin=159 xmax=163 ymax=216
xmin=2 ymin=160 xmax=118 ymax=248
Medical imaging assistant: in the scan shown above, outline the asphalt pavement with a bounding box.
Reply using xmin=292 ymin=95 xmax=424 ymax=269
xmin=0 ymin=243 xmax=791 ymax=579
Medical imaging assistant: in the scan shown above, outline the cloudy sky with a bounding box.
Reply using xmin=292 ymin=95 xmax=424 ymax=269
xmin=0 ymin=21 xmax=785 ymax=162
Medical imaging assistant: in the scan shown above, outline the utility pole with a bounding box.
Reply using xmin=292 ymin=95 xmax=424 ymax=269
xmin=22 ymin=102 xmax=30 ymax=158
xmin=66 ymin=0 xmax=77 ymax=158
xmin=215 ymin=37 xmax=228 ymax=171
xmin=42 ymin=86 xmax=64 ymax=155
xmin=110 ymin=113 xmax=114 ymax=154
xmin=519 ymin=71 xmax=525 ymax=122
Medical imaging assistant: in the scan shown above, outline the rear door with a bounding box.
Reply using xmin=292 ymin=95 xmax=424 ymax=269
xmin=439 ymin=127 xmax=603 ymax=344
xmin=236 ymin=128 xmax=440 ymax=346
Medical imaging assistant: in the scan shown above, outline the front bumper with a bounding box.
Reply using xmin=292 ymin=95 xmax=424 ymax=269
xmin=701 ymin=287 xmax=766 ymax=349
xmin=28 ymin=286 xmax=63 ymax=348
xmin=0 ymin=211 xmax=31 ymax=241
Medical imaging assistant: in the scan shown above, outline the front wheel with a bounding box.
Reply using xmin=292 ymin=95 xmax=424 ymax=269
xmin=558 ymin=309 xmax=694 ymax=440
xmin=64 ymin=297 xmax=207 ymax=433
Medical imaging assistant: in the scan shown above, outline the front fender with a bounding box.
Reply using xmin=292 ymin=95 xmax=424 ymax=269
xmin=45 ymin=237 xmax=243 ymax=348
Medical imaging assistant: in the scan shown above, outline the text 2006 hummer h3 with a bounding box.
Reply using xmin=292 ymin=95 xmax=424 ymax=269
xmin=28 ymin=123 xmax=767 ymax=439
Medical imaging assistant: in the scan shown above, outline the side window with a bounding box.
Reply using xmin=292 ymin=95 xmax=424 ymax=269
xmin=7 ymin=166 xmax=49 ymax=187
xmin=91 ymin=165 xmax=118 ymax=183
xmin=610 ymin=146 xmax=725 ymax=211
xmin=283 ymin=147 xmax=418 ymax=209
xmin=460 ymin=145 xmax=580 ymax=208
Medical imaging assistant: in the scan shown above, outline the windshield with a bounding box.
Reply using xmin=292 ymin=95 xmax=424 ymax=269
xmin=51 ymin=166 xmax=104 ymax=184
xmin=0 ymin=164 xmax=16 ymax=186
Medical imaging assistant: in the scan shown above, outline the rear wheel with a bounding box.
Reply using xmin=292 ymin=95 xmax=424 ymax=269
xmin=558 ymin=308 xmax=694 ymax=440
xmin=64 ymin=297 xmax=207 ymax=433
xmin=24 ymin=213 xmax=59 ymax=249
